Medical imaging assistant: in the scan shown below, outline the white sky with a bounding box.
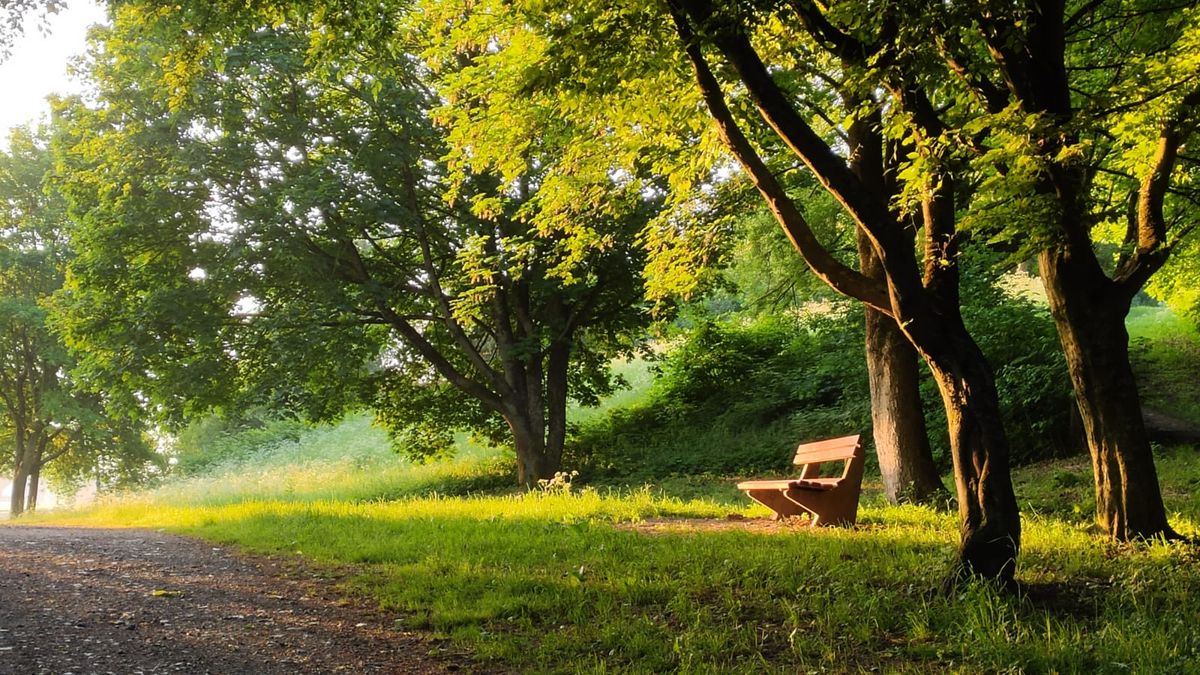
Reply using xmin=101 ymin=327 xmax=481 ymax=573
xmin=0 ymin=0 xmax=107 ymax=145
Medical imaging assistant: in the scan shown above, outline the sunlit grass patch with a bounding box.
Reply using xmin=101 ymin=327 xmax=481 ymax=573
xmin=19 ymin=373 xmax=1200 ymax=672
xmin=123 ymin=415 xmax=514 ymax=507
xmin=31 ymin=486 xmax=1200 ymax=673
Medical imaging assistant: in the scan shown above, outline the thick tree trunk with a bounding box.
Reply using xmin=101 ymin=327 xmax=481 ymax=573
xmin=1040 ymin=251 xmax=1176 ymax=540
xmin=10 ymin=429 xmax=29 ymax=518
xmin=922 ymin=340 xmax=1022 ymax=584
xmin=9 ymin=465 xmax=27 ymax=518
xmin=544 ymin=341 xmax=570 ymax=478
xmin=512 ymin=423 xmax=551 ymax=489
xmin=505 ymin=337 xmax=573 ymax=489
xmin=857 ymin=234 xmax=944 ymax=504
xmin=26 ymin=465 xmax=40 ymax=513
xmin=508 ymin=413 xmax=560 ymax=489
xmin=865 ymin=308 xmax=946 ymax=503
xmin=845 ymin=104 xmax=943 ymax=505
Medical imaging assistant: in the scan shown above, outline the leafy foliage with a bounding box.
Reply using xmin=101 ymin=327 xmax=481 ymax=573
xmin=0 ymin=127 xmax=159 ymax=508
xmin=0 ymin=0 xmax=64 ymax=58
xmin=51 ymin=2 xmax=656 ymax=483
xmin=571 ymin=260 xmax=1073 ymax=481
xmin=568 ymin=312 xmax=872 ymax=481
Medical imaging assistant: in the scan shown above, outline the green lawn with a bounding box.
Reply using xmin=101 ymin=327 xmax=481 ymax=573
xmin=1128 ymin=306 xmax=1200 ymax=422
xmin=12 ymin=306 xmax=1200 ymax=672
xmin=23 ymin=443 xmax=1200 ymax=673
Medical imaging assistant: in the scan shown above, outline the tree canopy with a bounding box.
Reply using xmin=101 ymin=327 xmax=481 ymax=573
xmin=52 ymin=1 xmax=659 ymax=485
xmin=0 ymin=126 xmax=156 ymax=516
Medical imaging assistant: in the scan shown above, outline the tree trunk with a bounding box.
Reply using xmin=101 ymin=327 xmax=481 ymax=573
xmin=26 ymin=465 xmax=40 ymax=513
xmin=858 ymin=233 xmax=944 ymax=504
xmin=9 ymin=428 xmax=29 ymax=518
xmin=1040 ymin=250 xmax=1176 ymax=540
xmin=9 ymin=465 xmax=27 ymax=518
xmin=509 ymin=414 xmax=553 ymax=489
xmin=865 ymin=308 xmax=946 ymax=503
xmin=922 ymin=340 xmax=1022 ymax=584
xmin=544 ymin=341 xmax=571 ymax=478
xmin=845 ymin=104 xmax=943 ymax=505
xmin=506 ymin=334 xmax=573 ymax=489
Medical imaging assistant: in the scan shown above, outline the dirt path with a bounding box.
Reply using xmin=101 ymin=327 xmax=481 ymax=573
xmin=0 ymin=526 xmax=469 ymax=674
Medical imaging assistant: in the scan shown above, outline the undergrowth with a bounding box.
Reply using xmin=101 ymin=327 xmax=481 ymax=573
xmin=1128 ymin=306 xmax=1200 ymax=422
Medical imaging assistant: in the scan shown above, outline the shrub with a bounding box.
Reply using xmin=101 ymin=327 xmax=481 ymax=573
xmin=936 ymin=274 xmax=1076 ymax=464
xmin=567 ymin=311 xmax=871 ymax=482
xmin=569 ymin=270 xmax=1075 ymax=483
xmin=170 ymin=411 xmax=307 ymax=476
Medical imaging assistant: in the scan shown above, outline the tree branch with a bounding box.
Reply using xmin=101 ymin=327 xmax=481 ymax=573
xmin=1113 ymin=88 xmax=1200 ymax=294
xmin=669 ymin=0 xmax=891 ymax=312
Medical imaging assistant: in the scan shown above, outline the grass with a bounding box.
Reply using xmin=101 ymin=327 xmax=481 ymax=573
xmin=1127 ymin=305 xmax=1200 ymax=422
xmin=26 ymin=419 xmax=1200 ymax=673
xmin=24 ymin=469 xmax=1200 ymax=673
xmin=12 ymin=306 xmax=1200 ymax=672
xmin=132 ymin=414 xmax=514 ymax=506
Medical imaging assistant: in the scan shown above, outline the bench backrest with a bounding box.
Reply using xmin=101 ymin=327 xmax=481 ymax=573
xmin=793 ymin=434 xmax=862 ymax=481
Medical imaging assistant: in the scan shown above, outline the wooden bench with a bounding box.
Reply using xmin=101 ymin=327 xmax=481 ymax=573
xmin=737 ymin=434 xmax=864 ymax=526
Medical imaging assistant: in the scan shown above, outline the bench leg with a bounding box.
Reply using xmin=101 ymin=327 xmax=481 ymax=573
xmin=742 ymin=489 xmax=816 ymax=522
xmin=785 ymin=488 xmax=858 ymax=527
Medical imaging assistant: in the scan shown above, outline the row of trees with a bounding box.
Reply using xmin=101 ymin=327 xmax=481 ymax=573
xmin=425 ymin=0 xmax=1197 ymax=581
xmin=0 ymin=0 xmax=1195 ymax=583
xmin=0 ymin=128 xmax=156 ymax=516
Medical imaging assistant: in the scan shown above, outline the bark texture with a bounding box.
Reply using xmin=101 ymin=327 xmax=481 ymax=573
xmin=505 ymin=338 xmax=571 ymax=489
xmin=863 ymin=306 xmax=944 ymax=503
xmin=1040 ymin=249 xmax=1176 ymax=539
xmin=26 ymin=465 xmax=40 ymax=513
xmin=9 ymin=468 xmax=27 ymax=518
xmin=923 ymin=346 xmax=1021 ymax=582
xmin=858 ymin=234 xmax=942 ymax=504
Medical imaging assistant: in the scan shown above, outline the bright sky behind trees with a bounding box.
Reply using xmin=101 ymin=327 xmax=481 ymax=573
xmin=0 ymin=0 xmax=104 ymax=143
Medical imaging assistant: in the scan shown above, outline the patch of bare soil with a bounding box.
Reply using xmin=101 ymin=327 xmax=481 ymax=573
xmin=617 ymin=515 xmax=820 ymax=535
xmin=0 ymin=526 xmax=473 ymax=674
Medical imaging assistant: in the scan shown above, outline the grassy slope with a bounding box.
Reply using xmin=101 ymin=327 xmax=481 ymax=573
xmin=19 ymin=310 xmax=1200 ymax=673
xmin=1128 ymin=306 xmax=1200 ymax=422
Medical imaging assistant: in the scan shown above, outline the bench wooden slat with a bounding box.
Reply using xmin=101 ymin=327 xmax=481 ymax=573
xmin=736 ymin=479 xmax=793 ymax=490
xmin=792 ymin=437 xmax=861 ymax=464
xmin=736 ymin=479 xmax=836 ymax=491
xmin=793 ymin=446 xmax=859 ymax=465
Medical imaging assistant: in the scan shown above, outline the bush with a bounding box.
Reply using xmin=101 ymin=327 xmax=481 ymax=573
xmin=945 ymin=274 xmax=1076 ymax=464
xmin=567 ymin=311 xmax=871 ymax=482
xmin=170 ymin=411 xmax=308 ymax=476
xmin=569 ymin=270 xmax=1075 ymax=483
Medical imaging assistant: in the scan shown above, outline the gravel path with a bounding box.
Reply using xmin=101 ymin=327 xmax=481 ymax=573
xmin=0 ymin=526 xmax=468 ymax=674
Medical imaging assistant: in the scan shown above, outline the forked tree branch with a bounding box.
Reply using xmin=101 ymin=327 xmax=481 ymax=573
xmin=667 ymin=1 xmax=891 ymax=313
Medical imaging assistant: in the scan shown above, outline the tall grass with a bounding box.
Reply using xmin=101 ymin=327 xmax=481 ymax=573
xmin=132 ymin=414 xmax=513 ymax=506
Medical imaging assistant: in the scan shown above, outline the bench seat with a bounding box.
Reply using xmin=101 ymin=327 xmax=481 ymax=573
xmin=735 ymin=478 xmax=838 ymax=491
